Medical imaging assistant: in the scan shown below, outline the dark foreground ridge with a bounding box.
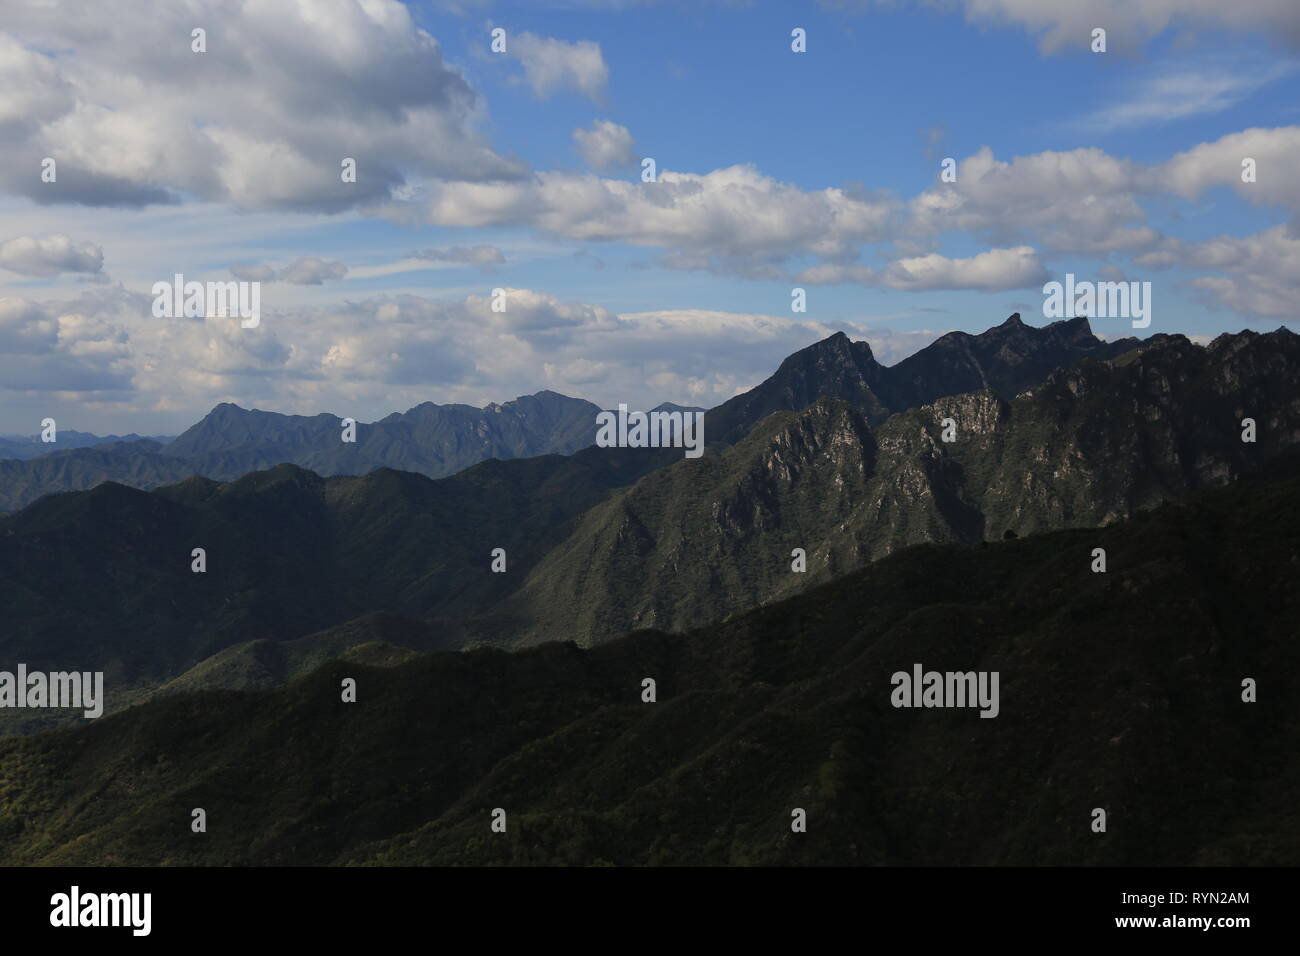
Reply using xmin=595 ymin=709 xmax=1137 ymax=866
xmin=1 ymin=452 xmax=1296 ymax=866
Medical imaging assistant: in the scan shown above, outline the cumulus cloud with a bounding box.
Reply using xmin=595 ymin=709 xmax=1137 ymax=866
xmin=793 ymin=246 xmax=1047 ymax=292
xmin=511 ymin=32 xmax=609 ymax=102
xmin=1161 ymin=126 xmax=1300 ymax=216
xmin=0 ymin=291 xmax=132 ymax=393
xmin=908 ymin=146 xmax=1158 ymax=254
xmin=1 ymin=0 xmax=524 ymax=211
xmin=465 ymin=287 xmax=617 ymax=334
xmin=1149 ymin=226 xmax=1300 ymax=318
xmin=0 ymin=33 xmax=76 ymax=139
xmin=0 ymin=284 xmax=934 ymax=431
xmin=573 ymin=119 xmax=636 ymax=170
xmin=880 ymin=246 xmax=1049 ymax=291
xmin=0 ymin=234 xmax=104 ymax=276
xmin=0 ymin=297 xmax=59 ymax=353
xmin=411 ymin=164 xmax=898 ymax=265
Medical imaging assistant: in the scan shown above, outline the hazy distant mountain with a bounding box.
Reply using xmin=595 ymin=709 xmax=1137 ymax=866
xmin=0 ymin=391 xmax=603 ymax=513
xmin=2 ymin=453 xmax=1295 ymax=865
xmin=0 ymin=439 xmax=187 ymax=518
xmin=0 ymin=317 xmax=1158 ymax=514
xmin=166 ymin=390 xmax=601 ymax=471
xmin=0 ymin=430 xmax=173 ymax=460
xmin=650 ymin=402 xmax=706 ymax=414
xmin=483 ymin=328 xmax=1300 ymax=648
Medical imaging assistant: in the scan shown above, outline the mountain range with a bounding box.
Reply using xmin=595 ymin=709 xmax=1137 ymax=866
xmin=468 ymin=326 xmax=1300 ymax=648
xmin=701 ymin=313 xmax=1151 ymax=444
xmin=1 ymin=319 xmax=1297 ymax=734
xmin=0 ymin=316 xmax=1151 ymax=514
xmin=0 ymin=391 xmax=602 ymax=514
xmin=1 ymin=451 xmax=1294 ymax=864
xmin=0 ymin=430 xmax=173 ymax=460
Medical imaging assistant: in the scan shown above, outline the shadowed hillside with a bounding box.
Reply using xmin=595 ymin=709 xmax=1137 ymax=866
xmin=0 ymin=453 xmax=1296 ymax=866
xmin=485 ymin=327 xmax=1300 ymax=647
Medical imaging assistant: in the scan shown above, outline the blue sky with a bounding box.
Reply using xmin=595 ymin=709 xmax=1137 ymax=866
xmin=1 ymin=0 xmax=1298 ymax=433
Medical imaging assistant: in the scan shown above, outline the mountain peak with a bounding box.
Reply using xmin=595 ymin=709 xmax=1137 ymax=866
xmin=801 ymin=330 xmax=873 ymax=361
xmin=1061 ymin=315 xmax=1094 ymax=336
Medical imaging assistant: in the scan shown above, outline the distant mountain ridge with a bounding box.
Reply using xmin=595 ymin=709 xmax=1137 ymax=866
xmin=0 ymin=315 xmax=1158 ymax=512
xmin=0 ymin=391 xmax=603 ymax=513
xmin=0 ymin=430 xmax=173 ymax=460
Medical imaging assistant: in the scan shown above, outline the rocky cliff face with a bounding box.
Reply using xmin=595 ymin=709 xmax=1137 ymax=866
xmin=702 ymin=313 xmax=1150 ymax=446
xmin=493 ymin=328 xmax=1300 ymax=648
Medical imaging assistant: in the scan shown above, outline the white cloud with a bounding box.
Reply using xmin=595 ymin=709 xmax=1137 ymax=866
xmin=573 ymin=119 xmax=636 ymax=170
xmin=0 ymin=234 xmax=103 ymax=276
xmin=0 ymin=284 xmax=912 ymax=430
xmin=909 ymin=146 xmax=1157 ymax=254
xmin=1169 ymin=225 xmax=1300 ymax=318
xmin=793 ymin=246 xmax=1047 ymax=292
xmin=511 ymin=32 xmax=609 ymax=102
xmin=880 ymin=246 xmax=1048 ymax=291
xmin=0 ymin=290 xmax=132 ymax=393
xmin=411 ymin=164 xmax=898 ymax=264
xmin=1161 ymin=126 xmax=1300 ymax=216
xmin=1075 ymin=62 xmax=1296 ymax=133
xmin=1 ymin=0 xmax=524 ymax=211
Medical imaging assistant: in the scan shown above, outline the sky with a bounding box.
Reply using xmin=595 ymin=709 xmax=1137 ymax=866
xmin=1 ymin=0 xmax=1298 ymax=434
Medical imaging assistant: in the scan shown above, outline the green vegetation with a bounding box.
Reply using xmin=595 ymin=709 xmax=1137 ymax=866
xmin=486 ymin=328 xmax=1300 ymax=648
xmin=0 ymin=453 xmax=1296 ymax=865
